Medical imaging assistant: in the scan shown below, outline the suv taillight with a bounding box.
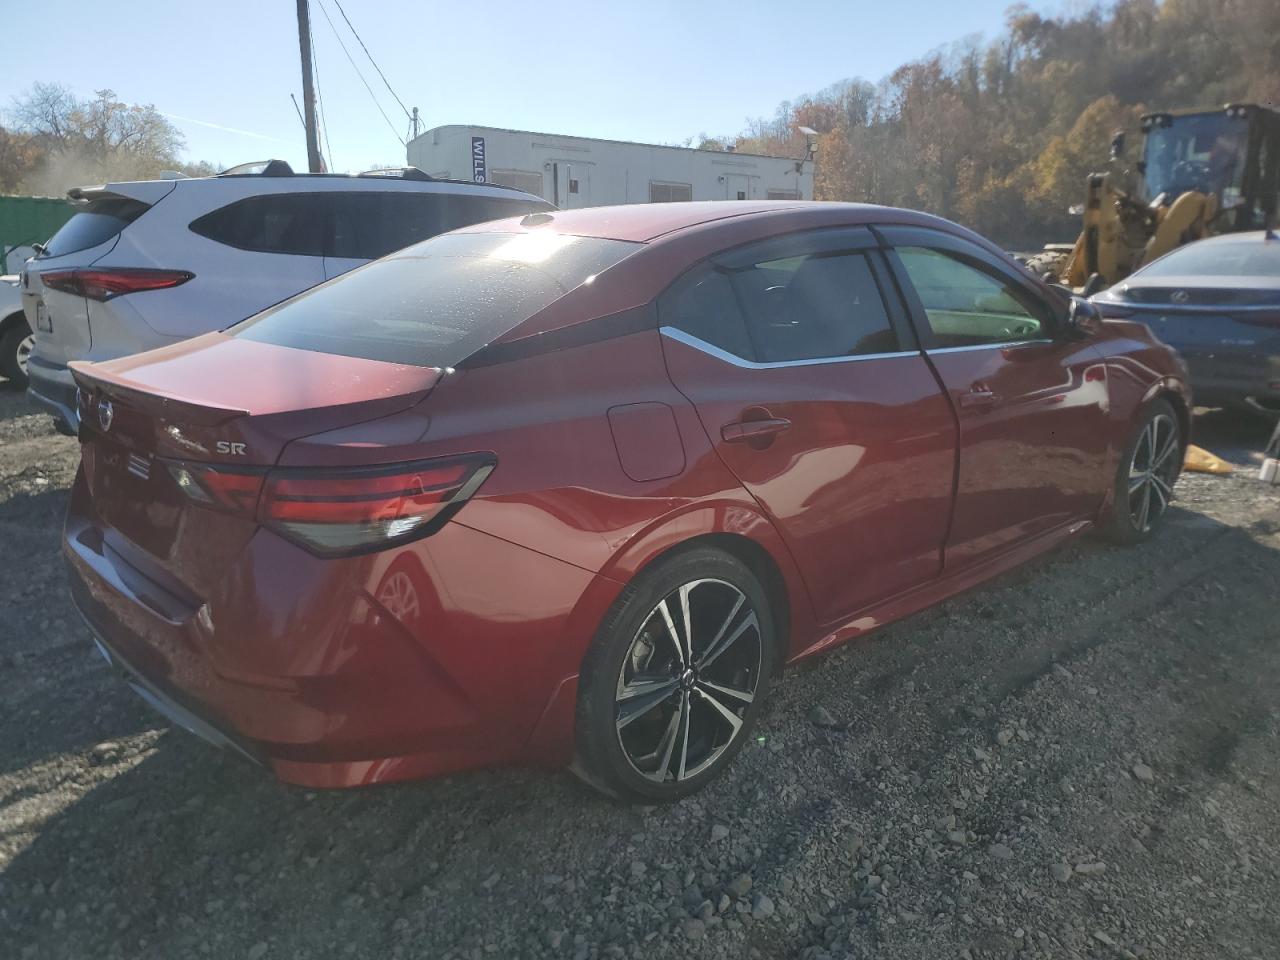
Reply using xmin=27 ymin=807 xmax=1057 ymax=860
xmin=42 ymin=268 xmax=194 ymax=301
xmin=168 ymin=454 xmax=495 ymax=557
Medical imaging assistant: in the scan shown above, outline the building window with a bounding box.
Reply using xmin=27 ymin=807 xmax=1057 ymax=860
xmin=490 ymin=169 xmax=545 ymax=198
xmin=650 ymin=181 xmax=693 ymax=203
xmin=767 ymin=189 xmax=800 ymax=200
xmin=568 ymin=178 xmax=580 ymax=195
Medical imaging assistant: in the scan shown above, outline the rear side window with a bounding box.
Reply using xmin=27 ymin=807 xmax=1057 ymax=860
xmin=190 ymin=194 xmax=325 ymax=256
xmin=329 ymin=192 xmax=548 ymax=260
xmin=664 ymin=250 xmax=899 ymax=363
xmin=42 ymin=197 xmax=150 ymax=257
xmin=233 ymin=231 xmax=639 ymax=367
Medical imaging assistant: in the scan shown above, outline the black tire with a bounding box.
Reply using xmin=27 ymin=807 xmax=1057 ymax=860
xmin=573 ymin=546 xmax=776 ymax=803
xmin=0 ymin=315 xmax=33 ymax=388
xmin=1097 ymin=398 xmax=1183 ymax=545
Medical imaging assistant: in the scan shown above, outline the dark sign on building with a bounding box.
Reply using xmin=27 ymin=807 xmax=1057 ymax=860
xmin=471 ymin=137 xmax=487 ymax=183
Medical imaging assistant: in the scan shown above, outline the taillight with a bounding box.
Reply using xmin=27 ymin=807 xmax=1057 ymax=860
xmin=260 ymin=454 xmax=495 ymax=557
xmin=167 ymin=463 xmax=266 ymax=514
xmin=41 ymin=268 xmax=194 ymax=301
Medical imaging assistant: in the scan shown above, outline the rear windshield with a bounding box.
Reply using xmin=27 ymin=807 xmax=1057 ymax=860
xmin=1140 ymin=238 xmax=1280 ymax=278
xmin=42 ymin=197 xmax=150 ymax=258
xmin=233 ymin=231 xmax=640 ymax=367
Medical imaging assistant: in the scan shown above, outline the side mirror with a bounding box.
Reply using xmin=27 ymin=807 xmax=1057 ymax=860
xmin=1065 ymin=296 xmax=1102 ymax=338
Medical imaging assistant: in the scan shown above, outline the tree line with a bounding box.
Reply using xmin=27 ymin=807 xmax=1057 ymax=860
xmin=0 ymin=84 xmax=217 ymax=197
xmin=721 ymin=0 xmax=1279 ymax=249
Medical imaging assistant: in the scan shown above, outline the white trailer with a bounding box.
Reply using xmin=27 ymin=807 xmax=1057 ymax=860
xmin=406 ymin=125 xmax=813 ymax=208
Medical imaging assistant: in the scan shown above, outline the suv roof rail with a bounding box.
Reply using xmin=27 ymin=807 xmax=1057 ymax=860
xmin=358 ymin=166 xmax=434 ymax=181
xmin=217 ymin=159 xmax=296 ymax=178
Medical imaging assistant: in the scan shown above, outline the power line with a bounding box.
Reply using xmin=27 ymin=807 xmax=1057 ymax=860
xmin=330 ymin=0 xmax=412 ymax=121
xmin=313 ymin=0 xmax=405 ymax=147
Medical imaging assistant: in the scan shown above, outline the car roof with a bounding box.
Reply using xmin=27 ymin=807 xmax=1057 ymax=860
xmin=457 ymin=200 xmax=952 ymax=243
xmin=77 ymin=174 xmax=548 ymax=206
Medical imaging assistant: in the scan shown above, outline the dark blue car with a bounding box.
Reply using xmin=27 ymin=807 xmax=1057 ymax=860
xmin=1091 ymin=232 xmax=1280 ymax=415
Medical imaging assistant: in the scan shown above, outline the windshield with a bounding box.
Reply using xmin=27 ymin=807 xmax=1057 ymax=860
xmin=233 ymin=231 xmax=640 ymax=367
xmin=1142 ymin=113 xmax=1250 ymax=208
xmin=1139 ymin=237 xmax=1280 ymax=279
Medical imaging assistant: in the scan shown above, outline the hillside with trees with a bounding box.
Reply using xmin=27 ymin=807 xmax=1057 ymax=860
xmin=725 ymin=0 xmax=1279 ymax=249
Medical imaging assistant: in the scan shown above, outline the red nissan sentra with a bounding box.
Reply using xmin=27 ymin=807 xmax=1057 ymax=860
xmin=64 ymin=202 xmax=1189 ymax=801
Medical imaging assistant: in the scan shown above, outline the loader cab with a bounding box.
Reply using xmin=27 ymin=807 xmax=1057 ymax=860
xmin=1139 ymin=104 xmax=1280 ymax=232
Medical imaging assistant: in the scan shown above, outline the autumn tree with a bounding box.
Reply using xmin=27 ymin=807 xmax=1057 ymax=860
xmin=3 ymin=84 xmax=211 ymax=196
xmin=718 ymin=0 xmax=1280 ymax=248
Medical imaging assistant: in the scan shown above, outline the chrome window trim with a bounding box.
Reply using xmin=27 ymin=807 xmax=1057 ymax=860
xmin=659 ymin=325 xmax=919 ymax=369
xmin=926 ymin=338 xmax=1054 ymax=354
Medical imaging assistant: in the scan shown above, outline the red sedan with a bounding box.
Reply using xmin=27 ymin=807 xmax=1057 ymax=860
xmin=64 ymin=202 xmax=1189 ymax=802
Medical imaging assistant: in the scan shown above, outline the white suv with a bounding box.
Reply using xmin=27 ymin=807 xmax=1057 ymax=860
xmin=22 ymin=161 xmax=551 ymax=431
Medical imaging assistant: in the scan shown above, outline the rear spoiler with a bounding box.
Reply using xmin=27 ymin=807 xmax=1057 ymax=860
xmin=67 ymin=179 xmax=178 ymax=207
xmin=69 ymin=361 xmax=249 ymax=427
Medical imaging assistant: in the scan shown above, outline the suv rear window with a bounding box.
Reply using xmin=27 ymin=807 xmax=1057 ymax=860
xmin=232 ymin=231 xmax=640 ymax=367
xmin=191 ymin=190 xmax=551 ymax=261
xmin=42 ymin=197 xmax=150 ymax=257
xmin=189 ymin=194 xmax=326 ymax=256
xmin=330 ymin=193 xmax=549 ymax=260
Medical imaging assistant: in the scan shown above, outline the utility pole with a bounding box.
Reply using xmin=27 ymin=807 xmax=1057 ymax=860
xmin=296 ymin=0 xmax=323 ymax=173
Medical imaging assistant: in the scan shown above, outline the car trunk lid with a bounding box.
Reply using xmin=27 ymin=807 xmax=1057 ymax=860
xmin=70 ymin=334 xmax=442 ymax=598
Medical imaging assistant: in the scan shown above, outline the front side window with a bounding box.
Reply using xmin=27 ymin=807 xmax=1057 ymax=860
xmin=664 ymin=247 xmax=899 ymax=363
xmin=895 ymin=247 xmax=1047 ymax=347
xmin=190 ymin=194 xmax=325 ymax=256
xmin=233 ymin=231 xmax=639 ymax=367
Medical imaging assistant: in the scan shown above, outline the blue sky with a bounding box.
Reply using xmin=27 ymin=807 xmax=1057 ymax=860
xmin=1 ymin=0 xmax=1059 ymax=173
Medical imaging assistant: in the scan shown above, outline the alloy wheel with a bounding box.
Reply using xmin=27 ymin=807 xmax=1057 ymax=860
xmin=16 ymin=333 xmax=33 ymax=376
xmin=1128 ymin=413 xmax=1179 ymax=533
xmin=614 ymin=578 xmax=762 ymax=784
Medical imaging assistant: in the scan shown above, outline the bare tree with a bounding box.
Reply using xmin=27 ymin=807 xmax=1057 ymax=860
xmin=5 ymin=83 xmax=206 ymax=194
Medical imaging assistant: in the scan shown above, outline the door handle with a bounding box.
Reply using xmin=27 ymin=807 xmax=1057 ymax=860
xmin=959 ymin=390 xmax=1001 ymax=409
xmin=721 ymin=417 xmax=792 ymax=443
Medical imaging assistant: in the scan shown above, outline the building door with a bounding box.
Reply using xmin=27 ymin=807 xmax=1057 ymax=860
xmin=550 ymin=161 xmax=591 ymax=208
xmin=724 ymin=174 xmax=751 ymax=201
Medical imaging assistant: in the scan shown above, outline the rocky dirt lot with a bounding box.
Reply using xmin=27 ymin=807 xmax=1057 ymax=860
xmin=1 ymin=384 xmax=1279 ymax=960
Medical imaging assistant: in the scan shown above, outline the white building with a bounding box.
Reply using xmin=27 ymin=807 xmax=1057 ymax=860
xmin=406 ymin=125 xmax=813 ymax=208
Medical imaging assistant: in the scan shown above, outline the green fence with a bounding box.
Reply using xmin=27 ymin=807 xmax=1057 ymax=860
xmin=0 ymin=195 xmax=73 ymax=273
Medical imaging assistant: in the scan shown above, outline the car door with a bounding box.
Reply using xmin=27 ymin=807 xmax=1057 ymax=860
xmin=880 ymin=225 xmax=1111 ymax=570
xmin=659 ymin=227 xmax=957 ymax=625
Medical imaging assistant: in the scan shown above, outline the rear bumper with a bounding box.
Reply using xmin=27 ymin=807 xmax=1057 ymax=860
xmin=78 ymin=608 xmax=264 ymax=765
xmin=62 ymin=468 xmax=609 ymax=788
xmin=1180 ymin=350 xmax=1280 ymax=410
xmin=26 ymin=355 xmax=78 ymax=432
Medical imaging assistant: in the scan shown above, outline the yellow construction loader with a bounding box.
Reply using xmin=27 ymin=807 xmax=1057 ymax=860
xmin=1027 ymin=103 xmax=1280 ymax=293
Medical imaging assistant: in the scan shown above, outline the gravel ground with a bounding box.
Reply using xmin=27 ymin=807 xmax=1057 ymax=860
xmin=2 ymin=382 xmax=1279 ymax=960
